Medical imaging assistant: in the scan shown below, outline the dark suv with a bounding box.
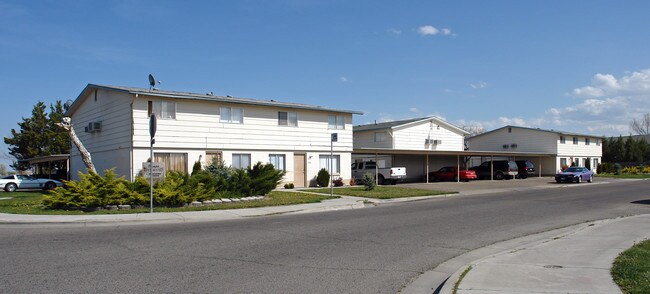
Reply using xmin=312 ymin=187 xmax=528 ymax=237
xmin=470 ymin=160 xmax=519 ymax=180
xmin=515 ymin=160 xmax=535 ymax=179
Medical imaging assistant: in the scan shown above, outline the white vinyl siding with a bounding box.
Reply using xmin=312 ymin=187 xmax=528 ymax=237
xmin=232 ymin=154 xmax=251 ymax=169
xmin=269 ymin=154 xmax=286 ymax=171
xmin=319 ymin=155 xmax=340 ymax=174
xmin=328 ymin=115 xmax=345 ymax=129
xmin=278 ymin=111 xmax=297 ymax=127
xmin=220 ymin=107 xmax=243 ymax=124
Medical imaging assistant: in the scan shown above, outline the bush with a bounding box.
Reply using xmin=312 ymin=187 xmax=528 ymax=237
xmin=154 ymin=171 xmax=191 ymax=206
xmin=614 ymin=163 xmax=623 ymax=175
xmin=332 ymin=177 xmax=344 ymax=187
xmin=284 ymin=183 xmax=295 ymax=189
xmin=362 ymin=173 xmax=376 ymax=191
xmin=43 ymin=169 xmax=147 ymax=210
xmin=622 ymin=166 xmax=641 ymax=174
xmin=316 ymin=168 xmax=330 ymax=187
xmin=248 ymin=162 xmax=286 ymax=195
xmin=227 ymin=168 xmax=252 ymax=197
xmin=191 ymin=160 xmax=202 ymax=175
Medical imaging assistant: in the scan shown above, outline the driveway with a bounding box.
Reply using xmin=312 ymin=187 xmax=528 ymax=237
xmin=400 ymin=176 xmax=614 ymax=194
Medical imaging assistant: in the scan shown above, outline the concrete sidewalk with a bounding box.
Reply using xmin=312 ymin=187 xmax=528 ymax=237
xmin=438 ymin=214 xmax=650 ymax=294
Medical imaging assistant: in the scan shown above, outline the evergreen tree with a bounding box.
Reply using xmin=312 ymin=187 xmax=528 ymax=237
xmin=3 ymin=101 xmax=70 ymax=171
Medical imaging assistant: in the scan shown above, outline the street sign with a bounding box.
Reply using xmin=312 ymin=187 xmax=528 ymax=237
xmin=149 ymin=114 xmax=157 ymax=139
xmin=331 ymin=133 xmax=338 ymax=142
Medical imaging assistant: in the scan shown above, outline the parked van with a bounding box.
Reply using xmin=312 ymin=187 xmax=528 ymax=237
xmin=470 ymin=160 xmax=519 ymax=180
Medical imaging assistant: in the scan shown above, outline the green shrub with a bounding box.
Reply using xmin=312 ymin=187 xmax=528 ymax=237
xmin=43 ymin=169 xmax=147 ymax=210
xmin=614 ymin=163 xmax=623 ymax=175
xmin=191 ymin=160 xmax=202 ymax=175
xmin=228 ymin=168 xmax=252 ymax=197
xmin=316 ymin=168 xmax=330 ymax=187
xmin=248 ymin=162 xmax=286 ymax=195
xmin=622 ymin=166 xmax=641 ymax=174
xmin=204 ymin=158 xmax=231 ymax=191
xmin=284 ymin=183 xmax=295 ymax=189
xmin=362 ymin=173 xmax=376 ymax=191
xmin=154 ymin=171 xmax=191 ymax=206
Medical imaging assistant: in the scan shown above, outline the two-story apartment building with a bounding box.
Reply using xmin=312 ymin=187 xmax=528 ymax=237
xmin=466 ymin=126 xmax=603 ymax=175
xmin=64 ymin=84 xmax=361 ymax=187
xmin=353 ymin=117 xmax=470 ymax=181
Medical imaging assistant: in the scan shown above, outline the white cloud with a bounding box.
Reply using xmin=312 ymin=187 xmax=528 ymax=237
xmin=417 ymin=25 xmax=439 ymax=36
xmin=339 ymin=76 xmax=348 ymax=82
xmin=387 ymin=28 xmax=402 ymax=35
xmin=470 ymin=81 xmax=488 ymax=89
xmin=409 ymin=107 xmax=419 ymax=113
xmin=440 ymin=28 xmax=452 ymax=36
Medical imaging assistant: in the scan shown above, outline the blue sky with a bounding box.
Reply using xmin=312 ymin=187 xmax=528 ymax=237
xmin=2 ymin=1 xmax=650 ymax=168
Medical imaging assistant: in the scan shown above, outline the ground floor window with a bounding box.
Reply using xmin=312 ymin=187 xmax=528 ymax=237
xmin=206 ymin=151 xmax=223 ymax=164
xmin=319 ymin=155 xmax=340 ymax=174
xmin=154 ymin=153 xmax=188 ymax=173
xmin=593 ymin=158 xmax=599 ymax=170
xmin=232 ymin=153 xmax=251 ymax=169
xmin=560 ymin=158 xmax=567 ymax=168
xmin=269 ymin=154 xmax=286 ymax=171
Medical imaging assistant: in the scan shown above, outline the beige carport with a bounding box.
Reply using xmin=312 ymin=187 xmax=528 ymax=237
xmin=352 ymin=148 xmax=555 ymax=183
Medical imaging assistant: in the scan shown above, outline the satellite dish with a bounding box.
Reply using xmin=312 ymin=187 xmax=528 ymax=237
xmin=148 ymin=74 xmax=156 ymax=88
xmin=64 ymin=99 xmax=73 ymax=111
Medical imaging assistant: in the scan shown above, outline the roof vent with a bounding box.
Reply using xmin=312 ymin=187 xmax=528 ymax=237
xmin=226 ymin=95 xmax=232 ymax=98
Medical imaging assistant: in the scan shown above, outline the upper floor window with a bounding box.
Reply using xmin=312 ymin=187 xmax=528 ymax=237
xmin=560 ymin=136 xmax=566 ymax=144
xmin=374 ymin=132 xmax=387 ymax=142
xmin=573 ymin=137 xmax=578 ymax=144
xmin=149 ymin=100 xmax=176 ymax=119
xmin=278 ymin=111 xmax=297 ymax=126
xmin=220 ymin=107 xmax=243 ymax=124
xmin=328 ymin=115 xmax=345 ymax=129
xmin=585 ymin=138 xmax=591 ymax=145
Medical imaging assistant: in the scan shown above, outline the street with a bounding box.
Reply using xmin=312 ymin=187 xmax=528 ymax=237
xmin=1 ymin=180 xmax=649 ymax=293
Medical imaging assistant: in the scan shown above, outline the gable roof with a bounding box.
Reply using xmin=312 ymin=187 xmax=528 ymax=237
xmin=65 ymin=84 xmax=363 ymax=116
xmin=469 ymin=125 xmax=602 ymax=139
xmin=353 ymin=116 xmax=469 ymax=135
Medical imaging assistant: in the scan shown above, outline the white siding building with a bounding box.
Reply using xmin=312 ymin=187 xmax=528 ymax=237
xmin=467 ymin=126 xmax=603 ymax=175
xmin=353 ymin=117 xmax=470 ymax=181
xmin=65 ymin=84 xmax=361 ymax=187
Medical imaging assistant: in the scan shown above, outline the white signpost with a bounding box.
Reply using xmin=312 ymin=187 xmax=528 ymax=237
xmin=149 ymin=114 xmax=157 ymax=213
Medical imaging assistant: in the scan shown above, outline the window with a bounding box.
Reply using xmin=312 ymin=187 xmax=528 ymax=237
xmin=508 ymin=127 xmax=512 ymax=133
xmin=150 ymin=101 xmax=176 ymax=119
xmin=560 ymin=136 xmax=566 ymax=144
xmin=278 ymin=111 xmax=297 ymax=126
xmin=328 ymin=115 xmax=345 ymax=129
xmin=374 ymin=132 xmax=387 ymax=142
xmin=573 ymin=137 xmax=578 ymax=144
xmin=596 ymin=139 xmax=600 ymax=146
xmin=232 ymin=154 xmax=251 ymax=169
xmin=593 ymin=158 xmax=599 ymax=169
xmin=319 ymin=155 xmax=340 ymax=174
xmin=560 ymin=158 xmax=567 ymax=167
xmin=269 ymin=154 xmax=286 ymax=171
xmin=585 ymin=138 xmax=590 ymax=145
xmin=154 ymin=153 xmax=188 ymax=173
xmin=220 ymin=107 xmax=243 ymax=124
xmin=205 ymin=152 xmax=223 ymax=165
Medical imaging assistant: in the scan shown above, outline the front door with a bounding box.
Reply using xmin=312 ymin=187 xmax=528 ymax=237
xmin=293 ymin=154 xmax=306 ymax=187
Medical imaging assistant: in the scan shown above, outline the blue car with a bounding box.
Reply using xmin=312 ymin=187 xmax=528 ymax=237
xmin=555 ymin=167 xmax=595 ymax=183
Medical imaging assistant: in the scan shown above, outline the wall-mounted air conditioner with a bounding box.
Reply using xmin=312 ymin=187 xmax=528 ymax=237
xmin=86 ymin=122 xmax=102 ymax=133
xmin=425 ymin=139 xmax=441 ymax=145
xmin=502 ymin=144 xmax=509 ymax=149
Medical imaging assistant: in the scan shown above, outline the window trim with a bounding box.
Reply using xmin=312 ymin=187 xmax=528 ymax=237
xmin=219 ymin=106 xmax=244 ymax=124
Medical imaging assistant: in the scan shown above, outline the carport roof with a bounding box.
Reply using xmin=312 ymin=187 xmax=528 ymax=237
xmin=353 ymin=147 xmax=555 ymax=157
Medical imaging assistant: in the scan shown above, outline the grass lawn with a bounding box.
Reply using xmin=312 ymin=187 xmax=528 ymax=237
xmin=598 ymin=173 xmax=650 ymax=179
xmin=0 ymin=190 xmax=338 ymax=215
xmin=612 ymin=239 xmax=650 ymax=293
xmin=304 ymin=186 xmax=455 ymax=199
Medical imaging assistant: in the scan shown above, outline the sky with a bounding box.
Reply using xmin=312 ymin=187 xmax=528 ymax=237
xmin=1 ymin=0 xmax=650 ymax=169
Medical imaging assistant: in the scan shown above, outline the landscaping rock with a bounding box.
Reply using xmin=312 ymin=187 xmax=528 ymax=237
xmin=117 ymin=205 xmax=131 ymax=210
xmin=202 ymin=200 xmax=214 ymax=205
xmin=220 ymin=198 xmax=232 ymax=203
xmin=190 ymin=201 xmax=202 ymax=207
xmin=231 ymin=198 xmax=241 ymax=202
xmin=106 ymin=205 xmax=118 ymax=210
xmin=211 ymin=199 xmax=223 ymax=204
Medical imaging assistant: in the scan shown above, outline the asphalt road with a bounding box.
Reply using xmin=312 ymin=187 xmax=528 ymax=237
xmin=1 ymin=180 xmax=649 ymax=293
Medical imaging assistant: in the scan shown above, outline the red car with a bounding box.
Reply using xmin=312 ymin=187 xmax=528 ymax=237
xmin=428 ymin=166 xmax=478 ymax=182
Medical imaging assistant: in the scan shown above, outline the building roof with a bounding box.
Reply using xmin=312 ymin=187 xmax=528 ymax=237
xmin=353 ymin=116 xmax=469 ymax=135
xmin=65 ymin=84 xmax=363 ymax=116
xmin=468 ymin=125 xmax=603 ymax=140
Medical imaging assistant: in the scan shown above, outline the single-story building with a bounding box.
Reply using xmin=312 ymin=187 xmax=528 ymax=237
xmin=64 ymin=84 xmax=362 ymax=187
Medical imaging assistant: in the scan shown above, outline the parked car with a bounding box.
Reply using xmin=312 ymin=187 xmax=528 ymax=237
xmin=470 ymin=160 xmax=519 ymax=180
xmin=555 ymin=167 xmax=594 ymax=183
xmin=515 ymin=160 xmax=536 ymax=179
xmin=351 ymin=161 xmax=406 ymax=185
xmin=428 ymin=166 xmax=477 ymax=182
xmin=0 ymin=175 xmax=63 ymax=192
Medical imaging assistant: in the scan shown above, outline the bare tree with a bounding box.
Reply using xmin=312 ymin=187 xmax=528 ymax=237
xmin=461 ymin=123 xmax=485 ymax=136
xmin=57 ymin=117 xmax=96 ymax=174
xmin=631 ymin=113 xmax=650 ymax=135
